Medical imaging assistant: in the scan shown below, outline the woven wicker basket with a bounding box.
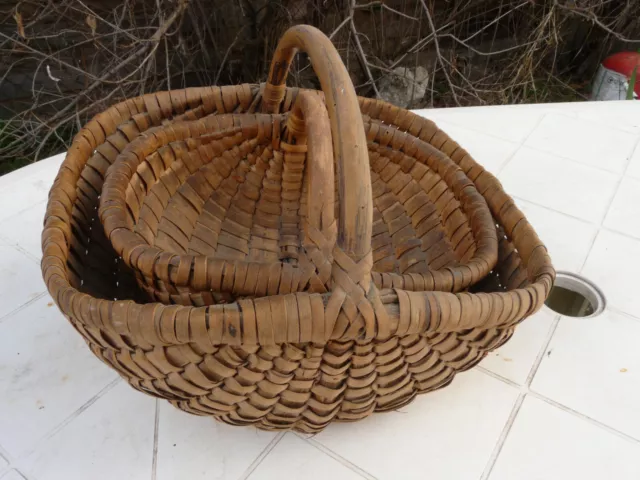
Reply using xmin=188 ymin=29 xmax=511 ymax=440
xmin=42 ymin=25 xmax=555 ymax=432
xmin=98 ymin=32 xmax=498 ymax=305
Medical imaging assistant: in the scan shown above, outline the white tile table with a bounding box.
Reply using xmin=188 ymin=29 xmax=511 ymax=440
xmin=1 ymin=100 xmax=640 ymax=480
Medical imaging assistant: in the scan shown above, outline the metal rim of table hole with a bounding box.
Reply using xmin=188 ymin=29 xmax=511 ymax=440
xmin=544 ymin=271 xmax=606 ymax=318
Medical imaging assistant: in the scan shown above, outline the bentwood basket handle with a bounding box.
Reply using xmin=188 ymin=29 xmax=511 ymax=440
xmin=262 ymin=25 xmax=373 ymax=266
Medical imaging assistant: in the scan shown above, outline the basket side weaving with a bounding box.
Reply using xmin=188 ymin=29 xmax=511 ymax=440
xmin=42 ymin=25 xmax=554 ymax=432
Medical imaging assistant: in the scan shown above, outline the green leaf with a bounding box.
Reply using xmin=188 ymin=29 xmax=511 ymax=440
xmin=626 ymin=65 xmax=637 ymax=100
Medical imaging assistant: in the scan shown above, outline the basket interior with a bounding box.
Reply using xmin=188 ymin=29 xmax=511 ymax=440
xmin=65 ymin=86 xmax=530 ymax=306
xmin=97 ymin=103 xmax=499 ymax=303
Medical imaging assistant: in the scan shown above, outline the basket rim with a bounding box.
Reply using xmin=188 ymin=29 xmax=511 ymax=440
xmin=41 ymin=84 xmax=555 ymax=348
xmin=97 ymin=97 xmax=340 ymax=298
xmin=95 ymin=103 xmax=500 ymax=298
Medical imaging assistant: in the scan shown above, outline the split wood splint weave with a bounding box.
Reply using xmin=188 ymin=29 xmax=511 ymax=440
xmin=99 ymin=26 xmax=498 ymax=304
xmin=98 ymin=97 xmax=499 ymax=303
xmin=42 ymin=25 xmax=555 ymax=432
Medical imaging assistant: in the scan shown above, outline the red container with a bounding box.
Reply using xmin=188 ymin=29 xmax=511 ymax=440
xmin=592 ymin=51 xmax=640 ymax=100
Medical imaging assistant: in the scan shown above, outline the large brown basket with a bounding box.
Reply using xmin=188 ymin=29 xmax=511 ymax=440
xmin=42 ymin=25 xmax=554 ymax=432
xmin=98 ymin=29 xmax=498 ymax=306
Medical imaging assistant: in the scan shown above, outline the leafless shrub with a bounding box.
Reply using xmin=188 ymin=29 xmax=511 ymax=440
xmin=1 ymin=0 xmax=639 ymax=168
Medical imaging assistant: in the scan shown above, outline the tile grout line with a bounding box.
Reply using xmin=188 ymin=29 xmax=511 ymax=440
xmin=479 ymin=351 xmax=640 ymax=445
xmin=303 ymin=436 xmax=378 ymax=480
xmin=495 ymin=117 xmax=640 ymax=246
xmin=511 ymin=195 xmax=597 ymax=227
xmin=550 ymin=110 xmax=640 ymax=135
xmin=4 ymin=467 xmax=36 ymax=480
xmin=434 ymin=105 xmax=638 ymax=148
xmin=508 ymin=194 xmax=602 ymax=266
xmin=598 ymin=223 xmax=640 ymax=245
xmin=0 ymin=198 xmax=47 ymax=266
xmin=510 ymin=193 xmax=640 ymax=245
xmin=0 ymin=235 xmax=41 ymax=266
xmin=475 ymin=366 xmax=520 ymax=390
xmin=515 ymin=140 xmax=633 ymax=177
xmin=602 ymin=304 xmax=640 ymax=323
xmin=512 ymin=190 xmax=640 ymax=254
xmin=150 ymin=399 xmax=160 ymax=480
xmin=7 ymin=468 xmax=36 ymax=480
xmin=423 ymin=101 xmax=639 ymax=118
xmin=477 ymin=313 xmax=560 ymax=480
xmin=578 ymin=133 xmax=640 ymax=275
xmin=0 ymin=446 xmax=11 ymax=478
xmin=14 ymin=246 xmax=40 ymax=266
xmin=428 ymin=113 xmax=528 ymax=145
xmin=527 ymin=391 xmax=640 ymax=445
xmin=0 ymin=461 xmax=34 ymax=480
xmin=597 ymin=139 xmax=637 ymax=224
xmin=14 ymin=378 xmax=121 ymax=462
xmin=0 ymin=200 xmax=48 ymax=229
xmin=523 ymin=315 xmax=561 ymax=387
xmin=499 ymin=107 xmax=640 ymax=176
xmin=494 ymin=113 xmax=548 ymax=177
xmin=434 ymin=107 xmax=640 ymax=144
xmin=478 ymin=306 xmax=640 ymax=461
xmin=478 ymin=392 xmax=526 ymax=480
xmin=0 ymin=292 xmax=48 ymax=325
xmin=236 ymin=431 xmax=285 ymax=480
xmin=522 ymin=301 xmax=639 ymax=444
xmin=0 ymin=446 xmax=11 ymax=465
xmin=431 ymin=116 xmax=528 ymax=144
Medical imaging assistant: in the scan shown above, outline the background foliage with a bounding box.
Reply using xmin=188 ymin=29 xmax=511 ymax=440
xmin=1 ymin=0 xmax=639 ymax=172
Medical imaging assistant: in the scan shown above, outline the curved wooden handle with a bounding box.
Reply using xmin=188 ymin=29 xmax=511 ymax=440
xmin=263 ymin=25 xmax=372 ymax=262
xmin=286 ymin=91 xmax=335 ymax=241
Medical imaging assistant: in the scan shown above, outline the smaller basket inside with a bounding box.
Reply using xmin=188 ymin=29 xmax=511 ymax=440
xmin=100 ymin=102 xmax=499 ymax=307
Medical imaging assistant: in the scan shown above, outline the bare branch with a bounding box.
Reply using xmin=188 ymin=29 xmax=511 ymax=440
xmin=214 ymin=25 xmax=247 ymax=85
xmin=329 ymin=15 xmax=352 ymax=40
xmin=354 ymin=2 xmax=418 ymax=22
xmin=33 ymin=0 xmax=190 ymax=160
xmin=554 ymin=0 xmax=640 ymax=43
xmin=2 ymin=0 xmax=639 ymax=169
xmin=418 ymin=0 xmax=460 ymax=106
xmin=350 ymin=0 xmax=380 ymax=98
xmin=0 ymin=31 xmax=101 ymax=82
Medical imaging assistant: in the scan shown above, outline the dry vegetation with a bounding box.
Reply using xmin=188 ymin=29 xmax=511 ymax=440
xmin=1 ymin=0 xmax=639 ymax=172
